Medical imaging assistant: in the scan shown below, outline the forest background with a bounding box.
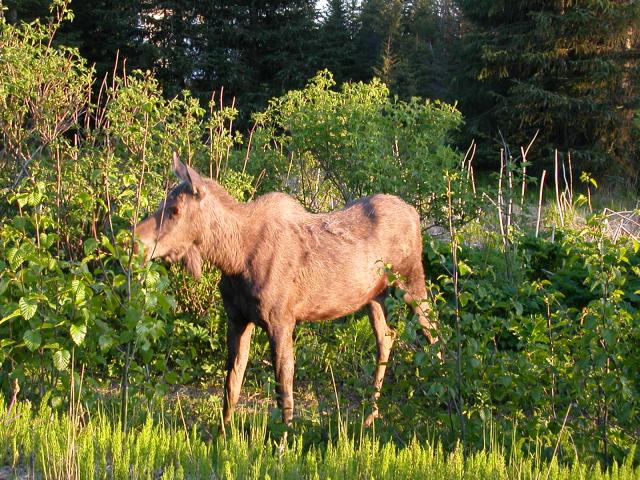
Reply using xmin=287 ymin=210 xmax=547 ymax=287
xmin=5 ymin=0 xmax=640 ymax=177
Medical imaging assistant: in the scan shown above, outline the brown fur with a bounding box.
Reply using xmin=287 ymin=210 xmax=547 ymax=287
xmin=135 ymin=154 xmax=439 ymax=426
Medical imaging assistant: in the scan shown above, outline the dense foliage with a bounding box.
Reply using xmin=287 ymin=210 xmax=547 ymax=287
xmin=3 ymin=401 xmax=640 ymax=479
xmin=5 ymin=0 xmax=638 ymax=174
xmin=0 ymin=3 xmax=639 ymax=472
xmin=457 ymin=0 xmax=640 ymax=171
xmin=249 ymin=70 xmax=464 ymax=220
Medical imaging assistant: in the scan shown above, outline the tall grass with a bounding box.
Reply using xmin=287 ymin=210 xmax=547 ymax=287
xmin=1 ymin=400 xmax=637 ymax=479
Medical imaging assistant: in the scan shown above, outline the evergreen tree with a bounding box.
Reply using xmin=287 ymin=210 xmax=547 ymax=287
xmin=317 ymin=0 xmax=359 ymax=84
xmin=456 ymin=0 xmax=640 ymax=173
xmin=352 ymin=0 xmax=457 ymax=101
xmin=3 ymin=0 xmax=49 ymax=24
xmin=138 ymin=0 xmax=201 ymax=98
xmin=393 ymin=0 xmax=454 ymax=100
xmin=59 ymin=0 xmax=151 ymax=83
xmin=195 ymin=1 xmax=320 ymax=118
xmin=352 ymin=0 xmax=390 ymax=81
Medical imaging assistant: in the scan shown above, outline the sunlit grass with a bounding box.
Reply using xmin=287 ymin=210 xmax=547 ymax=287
xmin=1 ymin=400 xmax=638 ymax=479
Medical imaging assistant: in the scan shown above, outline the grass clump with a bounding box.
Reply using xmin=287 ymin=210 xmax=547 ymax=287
xmin=1 ymin=400 xmax=638 ymax=479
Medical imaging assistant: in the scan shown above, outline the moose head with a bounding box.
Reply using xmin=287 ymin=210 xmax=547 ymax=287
xmin=134 ymin=153 xmax=209 ymax=278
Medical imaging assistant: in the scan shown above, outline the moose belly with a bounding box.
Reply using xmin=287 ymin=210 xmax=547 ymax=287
xmin=294 ymin=274 xmax=387 ymax=322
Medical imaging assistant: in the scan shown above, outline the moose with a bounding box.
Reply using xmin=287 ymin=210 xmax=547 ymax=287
xmin=135 ymin=154 xmax=439 ymax=426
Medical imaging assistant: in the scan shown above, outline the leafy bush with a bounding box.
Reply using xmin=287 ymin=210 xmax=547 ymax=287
xmin=374 ymin=223 xmax=640 ymax=464
xmin=249 ymin=70 xmax=464 ymax=222
xmin=0 ymin=5 xmax=251 ymax=410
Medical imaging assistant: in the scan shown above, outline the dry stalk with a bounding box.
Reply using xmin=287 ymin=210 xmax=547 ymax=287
xmin=536 ymin=170 xmax=547 ymax=238
xmin=243 ymin=122 xmax=258 ymax=175
xmin=498 ymin=149 xmax=507 ymax=247
xmin=520 ymin=146 xmax=527 ymax=207
xmin=463 ymin=140 xmax=477 ymax=195
xmin=224 ymin=96 xmax=236 ymax=173
xmin=507 ymin=156 xmax=514 ymax=231
xmin=554 ymin=150 xmax=565 ymax=227
xmin=447 ymin=175 xmax=465 ymax=442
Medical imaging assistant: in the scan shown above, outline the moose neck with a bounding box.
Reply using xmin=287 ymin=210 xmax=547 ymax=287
xmin=198 ymin=180 xmax=247 ymax=275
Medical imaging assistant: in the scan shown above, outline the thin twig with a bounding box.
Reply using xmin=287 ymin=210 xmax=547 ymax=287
xmin=536 ymin=170 xmax=547 ymax=238
xmin=498 ymin=149 xmax=507 ymax=247
xmin=554 ymin=150 xmax=565 ymax=227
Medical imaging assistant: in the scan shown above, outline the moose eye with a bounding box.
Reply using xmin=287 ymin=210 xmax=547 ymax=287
xmin=163 ymin=205 xmax=179 ymax=218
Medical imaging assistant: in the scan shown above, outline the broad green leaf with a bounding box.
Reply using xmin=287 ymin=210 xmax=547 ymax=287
xmin=601 ymin=328 xmax=616 ymax=345
xmin=71 ymin=279 xmax=85 ymax=305
xmin=98 ymin=334 xmax=114 ymax=351
xmin=14 ymin=193 xmax=29 ymax=208
xmin=19 ymin=297 xmax=37 ymax=320
xmin=23 ymin=329 xmax=42 ymax=351
xmin=0 ymin=278 xmax=10 ymax=296
xmin=0 ymin=308 xmax=21 ymax=326
xmin=459 ymin=291 xmax=473 ymax=307
xmin=27 ymin=188 xmax=42 ymax=207
xmin=457 ymin=260 xmax=473 ymax=276
xmin=70 ymin=323 xmax=87 ymax=346
xmin=53 ymin=349 xmax=71 ymax=371
xmin=513 ymin=301 xmax=523 ymax=316
xmin=7 ymin=247 xmax=24 ymax=270
xmin=83 ymin=238 xmax=99 ymax=256
xmin=145 ymin=270 xmax=160 ymax=289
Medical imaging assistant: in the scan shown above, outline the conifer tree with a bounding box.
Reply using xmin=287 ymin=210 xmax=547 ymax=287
xmin=352 ymin=0 xmax=457 ymax=100
xmin=60 ymin=0 xmax=151 ymax=83
xmin=3 ymin=0 xmax=49 ymax=23
xmin=137 ymin=0 xmax=201 ymax=98
xmin=457 ymin=0 xmax=640 ymax=172
xmin=195 ymin=0 xmax=319 ymax=118
xmin=317 ymin=0 xmax=359 ymax=84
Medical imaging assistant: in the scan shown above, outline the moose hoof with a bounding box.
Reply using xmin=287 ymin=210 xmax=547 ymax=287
xmin=363 ymin=411 xmax=379 ymax=428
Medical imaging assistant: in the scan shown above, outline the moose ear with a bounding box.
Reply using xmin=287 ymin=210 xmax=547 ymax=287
xmin=172 ymin=152 xmax=205 ymax=196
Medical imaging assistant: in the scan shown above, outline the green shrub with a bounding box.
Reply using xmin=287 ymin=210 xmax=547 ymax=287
xmin=249 ymin=70 xmax=464 ymax=222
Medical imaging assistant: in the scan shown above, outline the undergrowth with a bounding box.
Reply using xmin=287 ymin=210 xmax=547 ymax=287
xmin=1 ymin=400 xmax=638 ymax=480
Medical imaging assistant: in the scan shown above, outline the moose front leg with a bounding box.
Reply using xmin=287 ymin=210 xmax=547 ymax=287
xmin=267 ymin=322 xmax=296 ymax=425
xmin=223 ymin=319 xmax=254 ymax=423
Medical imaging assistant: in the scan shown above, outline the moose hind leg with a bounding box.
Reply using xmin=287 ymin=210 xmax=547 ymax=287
xmin=364 ymin=295 xmax=396 ymax=427
xmin=402 ymin=272 xmax=439 ymax=345
xmin=223 ymin=319 xmax=255 ymax=423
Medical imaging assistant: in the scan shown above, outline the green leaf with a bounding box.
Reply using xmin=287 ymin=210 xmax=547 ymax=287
xmin=7 ymin=247 xmax=24 ymax=270
xmin=601 ymin=328 xmax=616 ymax=345
xmin=14 ymin=193 xmax=29 ymax=209
xmin=19 ymin=297 xmax=37 ymax=320
xmin=23 ymin=329 xmax=42 ymax=351
xmin=145 ymin=270 xmax=160 ymax=289
xmin=83 ymin=238 xmax=99 ymax=256
xmin=70 ymin=323 xmax=87 ymax=346
xmin=53 ymin=349 xmax=71 ymax=371
xmin=100 ymin=235 xmax=115 ymax=255
xmin=27 ymin=188 xmax=42 ymax=207
xmin=0 ymin=308 xmax=21 ymax=326
xmin=459 ymin=291 xmax=473 ymax=307
xmin=513 ymin=301 xmax=523 ymax=316
xmin=0 ymin=278 xmax=10 ymax=296
xmin=98 ymin=334 xmax=114 ymax=351
xmin=457 ymin=260 xmax=473 ymax=276
xmin=71 ymin=279 xmax=85 ymax=305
